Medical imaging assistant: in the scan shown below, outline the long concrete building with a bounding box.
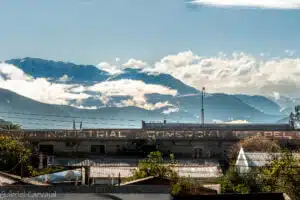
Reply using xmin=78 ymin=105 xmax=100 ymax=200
xmin=1 ymin=119 xmax=300 ymax=159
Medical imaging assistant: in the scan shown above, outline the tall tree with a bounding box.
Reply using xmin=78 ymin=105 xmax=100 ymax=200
xmin=258 ymin=151 xmax=300 ymax=200
xmin=228 ymin=136 xmax=281 ymax=164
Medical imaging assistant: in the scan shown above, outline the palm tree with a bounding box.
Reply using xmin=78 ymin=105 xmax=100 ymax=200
xmin=1 ymin=123 xmax=21 ymax=130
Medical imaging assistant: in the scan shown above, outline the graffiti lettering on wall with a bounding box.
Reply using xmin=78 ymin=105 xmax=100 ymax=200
xmin=232 ymin=131 xmax=300 ymax=139
xmin=1 ymin=130 xmax=300 ymax=140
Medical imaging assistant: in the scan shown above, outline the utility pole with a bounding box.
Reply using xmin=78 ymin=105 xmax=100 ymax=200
xmin=201 ymin=87 xmax=205 ymax=126
xmin=80 ymin=121 xmax=82 ymax=130
xmin=73 ymin=120 xmax=76 ymax=130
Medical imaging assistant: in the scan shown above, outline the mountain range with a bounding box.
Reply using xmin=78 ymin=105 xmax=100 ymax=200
xmin=0 ymin=57 xmax=296 ymax=129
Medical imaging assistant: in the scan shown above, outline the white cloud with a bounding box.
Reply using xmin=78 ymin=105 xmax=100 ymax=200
xmin=123 ymin=59 xmax=148 ymax=69
xmin=58 ymin=74 xmax=71 ymax=82
xmin=0 ymin=62 xmax=178 ymax=110
xmin=212 ymin=119 xmax=248 ymax=124
xmin=116 ymin=99 xmax=173 ymax=110
xmin=189 ymin=0 xmax=300 ymax=9
xmin=273 ymin=92 xmax=281 ymax=100
xmin=88 ymin=79 xmax=177 ymax=97
xmin=2 ymin=50 xmax=300 ymax=111
xmin=96 ymin=62 xmax=123 ymax=75
xmin=226 ymin=120 xmax=249 ymax=124
xmin=87 ymin=79 xmax=177 ymax=109
xmin=70 ymin=104 xmax=99 ymax=109
xmin=162 ymin=107 xmax=179 ymax=114
xmin=143 ymin=51 xmax=300 ymax=98
xmin=0 ymin=62 xmax=90 ymax=105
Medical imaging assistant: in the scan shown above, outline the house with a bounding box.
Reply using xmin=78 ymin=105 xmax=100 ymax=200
xmin=235 ymin=147 xmax=300 ymax=173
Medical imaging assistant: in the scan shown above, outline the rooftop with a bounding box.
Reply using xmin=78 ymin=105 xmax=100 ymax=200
xmin=142 ymin=121 xmax=292 ymax=131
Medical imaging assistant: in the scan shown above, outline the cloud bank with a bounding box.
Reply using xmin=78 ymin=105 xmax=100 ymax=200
xmin=140 ymin=51 xmax=300 ymax=98
xmin=0 ymin=62 xmax=177 ymax=110
xmin=2 ymin=50 xmax=300 ymax=111
xmin=188 ymin=0 xmax=300 ymax=9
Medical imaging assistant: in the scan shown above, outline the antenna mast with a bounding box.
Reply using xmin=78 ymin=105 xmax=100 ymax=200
xmin=201 ymin=87 xmax=205 ymax=126
xmin=73 ymin=120 xmax=76 ymax=130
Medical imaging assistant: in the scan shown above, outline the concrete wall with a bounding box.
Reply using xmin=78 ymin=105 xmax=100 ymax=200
xmin=36 ymin=139 xmax=236 ymax=158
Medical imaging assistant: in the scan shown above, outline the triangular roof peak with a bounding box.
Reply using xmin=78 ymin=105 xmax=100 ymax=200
xmin=235 ymin=147 xmax=249 ymax=168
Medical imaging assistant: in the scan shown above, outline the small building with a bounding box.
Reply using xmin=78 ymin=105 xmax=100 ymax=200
xmin=235 ymin=147 xmax=300 ymax=173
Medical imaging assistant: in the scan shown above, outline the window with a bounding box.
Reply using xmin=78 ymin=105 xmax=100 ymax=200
xmin=39 ymin=145 xmax=54 ymax=154
xmin=91 ymin=145 xmax=105 ymax=154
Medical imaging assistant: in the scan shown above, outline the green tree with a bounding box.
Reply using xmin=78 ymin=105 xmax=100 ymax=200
xmin=131 ymin=151 xmax=177 ymax=179
xmin=0 ymin=135 xmax=31 ymax=176
xmin=219 ymin=167 xmax=258 ymax=194
xmin=228 ymin=136 xmax=281 ymax=164
xmin=258 ymin=150 xmax=300 ymax=200
xmin=129 ymin=151 xmax=205 ymax=196
xmin=1 ymin=123 xmax=21 ymax=130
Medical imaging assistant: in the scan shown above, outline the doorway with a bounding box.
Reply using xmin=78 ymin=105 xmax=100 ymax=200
xmin=193 ymin=148 xmax=202 ymax=159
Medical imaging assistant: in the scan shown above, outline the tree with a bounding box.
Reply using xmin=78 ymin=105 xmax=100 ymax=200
xmin=219 ymin=167 xmax=259 ymax=194
xmin=131 ymin=151 xmax=178 ymax=180
xmin=258 ymin=150 xmax=300 ymax=200
xmin=228 ymin=136 xmax=281 ymax=164
xmin=129 ymin=151 xmax=205 ymax=196
xmin=295 ymin=105 xmax=300 ymax=115
xmin=1 ymin=123 xmax=21 ymax=130
xmin=0 ymin=135 xmax=31 ymax=176
xmin=221 ymin=149 xmax=300 ymax=199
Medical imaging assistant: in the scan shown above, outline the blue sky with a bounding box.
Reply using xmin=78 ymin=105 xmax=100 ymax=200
xmin=1 ymin=0 xmax=300 ymax=64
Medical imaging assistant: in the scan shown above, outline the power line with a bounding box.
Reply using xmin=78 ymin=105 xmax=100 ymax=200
xmin=0 ymin=115 xmax=139 ymax=127
xmin=0 ymin=111 xmax=140 ymax=122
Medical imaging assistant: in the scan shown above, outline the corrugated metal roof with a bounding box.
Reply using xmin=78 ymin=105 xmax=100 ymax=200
xmin=53 ymin=158 xmax=219 ymax=167
xmin=236 ymin=148 xmax=300 ymax=167
xmin=89 ymin=165 xmax=222 ymax=178
xmin=176 ymin=166 xmax=222 ymax=178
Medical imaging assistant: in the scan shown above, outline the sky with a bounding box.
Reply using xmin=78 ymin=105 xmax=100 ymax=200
xmin=1 ymin=0 xmax=300 ymax=111
xmin=1 ymin=0 xmax=300 ymax=64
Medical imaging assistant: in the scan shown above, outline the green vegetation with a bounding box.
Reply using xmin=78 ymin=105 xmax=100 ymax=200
xmin=221 ymin=151 xmax=300 ymax=199
xmin=0 ymin=120 xmax=21 ymax=130
xmin=228 ymin=136 xmax=281 ymax=164
xmin=221 ymin=136 xmax=300 ymax=200
xmin=0 ymin=135 xmax=32 ymax=176
xmin=126 ymin=151 xmax=202 ymax=196
xmin=131 ymin=151 xmax=177 ymax=180
xmin=0 ymin=135 xmax=65 ymax=178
